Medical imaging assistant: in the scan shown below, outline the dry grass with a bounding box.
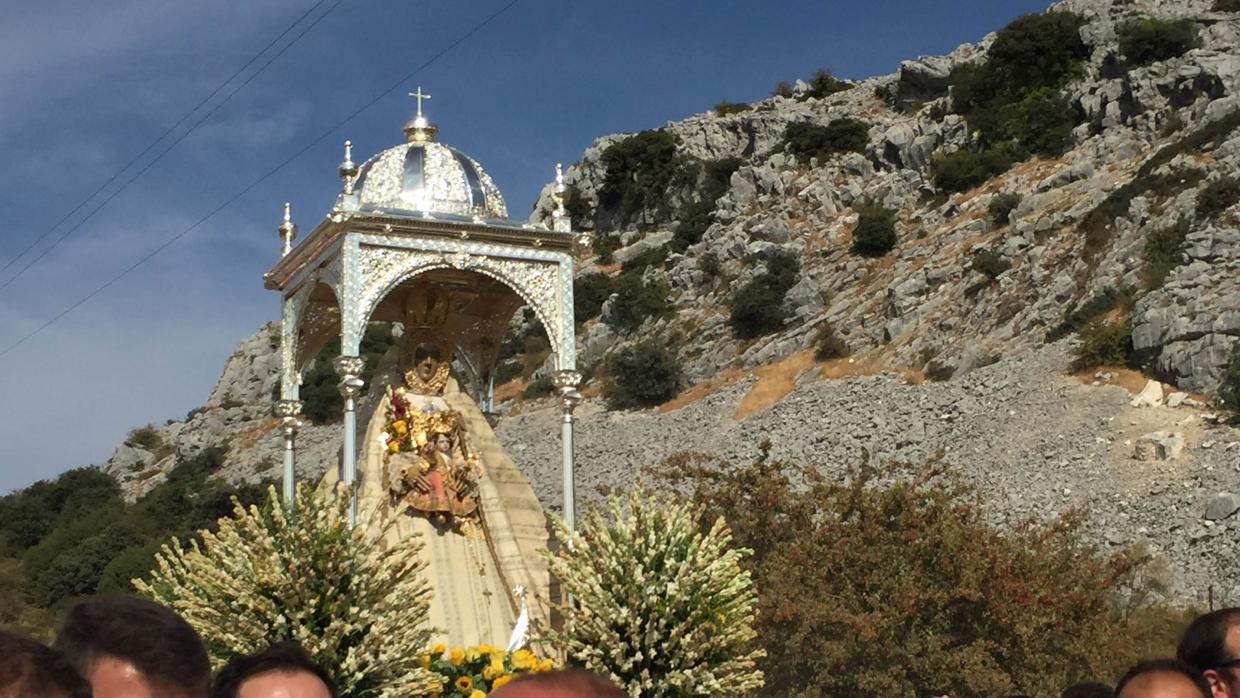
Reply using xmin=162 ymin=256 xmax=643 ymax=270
xmin=236 ymin=417 xmax=278 ymax=451
xmin=658 ymin=368 xmax=747 ymax=414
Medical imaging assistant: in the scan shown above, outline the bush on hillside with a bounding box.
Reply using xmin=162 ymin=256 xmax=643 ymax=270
xmin=851 ymin=205 xmax=898 ymax=256
xmin=597 ymin=130 xmax=694 ymax=227
xmin=729 ymin=254 xmax=801 ymax=339
xmin=672 ymin=157 xmax=744 ymax=252
xmin=1195 ymin=176 xmax=1240 ymax=219
xmin=522 ymin=375 xmax=555 ymax=399
xmin=1119 ymin=19 xmax=1200 ymax=67
xmin=771 ymin=80 xmax=795 ymax=98
xmin=932 ymin=146 xmax=1017 ymax=193
xmin=1072 ymin=317 xmax=1135 ymax=371
xmin=652 ymin=450 xmax=1178 ymax=698
xmin=1047 ymin=287 xmax=1133 ymax=342
xmin=782 ymin=119 xmax=870 ymax=160
xmin=714 ymin=101 xmax=751 ymax=117
xmin=592 ymin=232 xmax=623 ymax=264
xmin=805 ymin=69 xmax=852 ymax=99
xmin=972 ymin=249 xmax=1012 ymax=279
xmin=564 ymin=184 xmax=594 ymax=231
xmin=951 ymin=12 xmax=1087 ymax=115
xmin=1216 ymin=0 xmax=1240 ymax=11
xmin=603 ymin=342 xmax=683 ymax=409
xmin=299 ymin=325 xmax=394 ymax=425
xmin=0 ymin=468 xmax=120 ymax=554
xmin=619 ymin=245 xmax=669 ymax=274
xmin=1220 ymin=341 xmax=1240 ymax=412
xmin=604 ymin=273 xmax=671 ymax=334
xmin=989 ymin=192 xmax=1023 ymax=224
xmin=1143 ymin=218 xmax=1191 ymax=290
xmin=812 ymin=323 xmax=850 ymax=361
xmin=574 ymin=272 xmax=615 ymax=322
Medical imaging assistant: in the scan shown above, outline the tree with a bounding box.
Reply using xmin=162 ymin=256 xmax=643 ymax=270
xmin=137 ymin=485 xmax=438 ymax=696
xmin=544 ymin=486 xmax=764 ymax=697
xmin=652 ymin=449 xmax=1175 ymax=698
xmin=604 ymin=342 xmax=683 ymax=410
xmin=852 ymin=205 xmax=898 ymax=256
xmin=1119 ymin=19 xmax=1200 ymax=66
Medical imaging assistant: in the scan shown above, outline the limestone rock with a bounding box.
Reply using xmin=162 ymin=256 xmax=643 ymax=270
xmin=1134 ymin=431 xmax=1185 ymax=461
xmin=1130 ymin=380 xmax=1164 ymax=408
xmin=1205 ymin=493 xmax=1240 ymax=521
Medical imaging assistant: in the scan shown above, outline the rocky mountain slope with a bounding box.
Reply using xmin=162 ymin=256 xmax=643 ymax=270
xmin=99 ymin=0 xmax=1239 ymax=602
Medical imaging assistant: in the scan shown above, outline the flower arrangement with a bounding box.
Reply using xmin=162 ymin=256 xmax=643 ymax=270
xmin=421 ymin=644 xmax=555 ymax=697
xmin=544 ymin=484 xmax=764 ymax=697
xmin=380 ymin=387 xmax=461 ymax=455
xmin=135 ymin=484 xmax=439 ymax=698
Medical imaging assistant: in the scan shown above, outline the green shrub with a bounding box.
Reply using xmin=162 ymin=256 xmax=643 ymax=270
xmin=1216 ymin=0 xmax=1240 ymax=11
xmin=620 ymin=245 xmax=669 ymax=274
xmin=597 ymin=130 xmax=694 ymax=227
xmin=0 ymin=468 xmax=120 ymax=554
xmin=1220 ymin=341 xmax=1240 ymax=412
xmin=522 ymin=375 xmax=555 ymax=399
xmin=605 ymin=273 xmax=671 ymax=333
xmin=1160 ymin=112 xmax=1186 ymax=137
xmin=1072 ymin=317 xmax=1134 ymax=371
xmin=672 ymin=157 xmax=744 ymax=252
xmin=729 ymin=254 xmax=801 ymax=339
xmin=715 ymin=101 xmax=751 ymax=117
xmin=973 ymin=249 xmax=1012 ymax=279
xmin=782 ymin=119 xmax=870 ymax=160
xmin=298 ymin=325 xmax=393 ymax=425
xmin=493 ymin=359 xmax=522 ymax=385
xmin=1119 ymin=19 xmax=1200 ymax=66
xmin=653 ymin=451 xmax=1174 ymax=698
xmin=852 ymin=205 xmax=898 ymax=256
xmin=989 ymin=192 xmax=1023 ymax=224
xmin=812 ymin=323 xmax=850 ymax=361
xmin=951 ymin=12 xmax=1087 ymax=116
xmin=932 ymin=146 xmax=1017 ymax=193
xmin=698 ymin=253 xmax=722 ymax=279
xmin=805 ymin=69 xmax=852 ymax=99
xmin=592 ymin=232 xmax=623 ymax=264
xmin=125 ymin=425 xmax=163 ymax=451
xmin=992 ymin=87 xmax=1078 ymax=156
xmin=1143 ymin=218 xmax=1191 ymax=289
xmin=603 ymin=341 xmax=683 ymax=409
xmin=564 ymin=184 xmax=594 ymax=231
xmin=574 ymin=272 xmax=614 ymax=322
xmin=1195 ymin=176 xmax=1240 ymax=219
xmin=1047 ymin=287 xmax=1133 ymax=342
xmin=544 ymin=486 xmax=763 ymax=695
xmin=772 ymin=80 xmax=795 ymax=98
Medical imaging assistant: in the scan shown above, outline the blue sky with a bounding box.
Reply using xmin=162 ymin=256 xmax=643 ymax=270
xmin=0 ymin=0 xmax=1051 ymax=494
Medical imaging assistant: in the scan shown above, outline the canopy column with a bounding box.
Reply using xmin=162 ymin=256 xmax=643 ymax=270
xmin=335 ymin=356 xmax=365 ymax=526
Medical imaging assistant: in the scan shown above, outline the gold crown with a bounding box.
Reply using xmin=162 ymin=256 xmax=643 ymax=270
xmin=404 ymin=408 xmax=461 ymax=447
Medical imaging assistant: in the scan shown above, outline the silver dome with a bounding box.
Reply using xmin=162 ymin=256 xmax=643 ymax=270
xmin=354 ymin=141 xmax=508 ymax=220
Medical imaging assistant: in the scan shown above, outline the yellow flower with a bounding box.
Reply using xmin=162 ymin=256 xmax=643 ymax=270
xmin=387 ymin=440 xmax=400 ymax=454
xmin=511 ymin=648 xmax=535 ymax=670
xmin=449 ymin=647 xmax=465 ymax=667
xmin=432 ymin=642 xmax=447 ymax=655
xmin=535 ymin=658 xmax=554 ymax=672
xmin=455 ymin=676 xmax=473 ymax=692
xmin=392 ymin=419 xmax=408 ymax=436
xmin=470 ymin=692 xmax=485 ymax=698
xmin=492 ymin=675 xmax=513 ymax=690
xmin=419 ymin=654 xmax=431 ymax=669
xmin=489 ymin=656 xmax=505 ymax=676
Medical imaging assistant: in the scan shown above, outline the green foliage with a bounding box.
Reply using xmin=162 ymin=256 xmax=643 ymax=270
xmin=782 ymin=119 xmax=870 ymax=160
xmin=672 ymin=157 xmax=744 ymax=252
xmin=597 ymin=130 xmax=695 ymax=228
xmin=125 ymin=425 xmax=164 ymax=451
xmin=852 ymin=205 xmax=899 ymax=256
xmin=1143 ymin=218 xmax=1191 ymax=289
xmin=592 ymin=232 xmax=623 ymax=264
xmin=522 ymin=375 xmax=555 ymax=399
xmin=544 ymin=485 xmax=764 ymax=696
xmin=771 ymin=80 xmax=795 ymax=98
xmin=1072 ymin=317 xmax=1135 ymax=371
xmin=0 ymin=468 xmax=120 ymax=553
xmin=620 ymin=245 xmax=669 ymax=274
xmin=1216 ymin=0 xmax=1240 ymax=11
xmin=989 ymin=192 xmax=1023 ymax=224
xmin=992 ymin=87 xmax=1079 ymax=156
xmin=565 ymin=185 xmax=594 ymax=231
xmin=1220 ymin=341 xmax=1240 ymax=412
xmin=812 ymin=323 xmax=850 ymax=361
xmin=653 ymin=450 xmax=1173 ymax=698
xmin=729 ymin=254 xmax=801 ymax=339
xmin=299 ymin=324 xmax=395 ymax=425
xmin=1160 ymin=112 xmax=1186 ymax=137
xmin=932 ymin=146 xmax=1017 ymax=193
xmin=604 ymin=273 xmax=671 ymax=334
xmin=603 ymin=342 xmax=684 ymax=410
xmin=1081 ymin=109 xmax=1240 ymax=252
xmin=714 ymin=101 xmax=751 ymax=117
xmin=574 ymin=272 xmax=615 ymax=322
xmin=805 ymin=69 xmax=852 ymax=99
xmin=1195 ymin=176 xmax=1240 ymax=219
xmin=137 ymin=485 xmax=438 ymax=695
xmin=972 ymin=249 xmax=1012 ymax=279
xmin=1119 ymin=19 xmax=1200 ymax=66
xmin=698 ymin=252 xmax=722 ymax=279
xmin=1047 ymin=287 xmax=1133 ymax=342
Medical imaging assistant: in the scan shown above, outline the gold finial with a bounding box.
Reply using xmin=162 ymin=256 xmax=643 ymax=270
xmin=553 ymin=163 xmax=567 ymax=219
xmin=278 ymin=202 xmax=298 ymax=257
xmin=403 ymin=87 xmax=439 ymax=143
xmin=338 ymin=140 xmax=359 ymax=194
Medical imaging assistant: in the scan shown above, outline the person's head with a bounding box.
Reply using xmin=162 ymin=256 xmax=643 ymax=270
xmin=55 ymin=595 xmax=211 ymax=698
xmin=1061 ymin=681 xmax=1113 ymax=698
xmin=0 ymin=630 xmax=91 ymax=698
xmin=1179 ymin=608 xmax=1240 ymax=698
xmin=1115 ymin=659 xmax=1212 ymax=698
xmin=488 ymin=669 xmax=626 ymax=698
xmin=412 ymin=343 xmax=442 ymax=382
xmin=432 ymin=432 xmax=453 ymax=454
xmin=211 ymin=642 xmax=336 ymax=698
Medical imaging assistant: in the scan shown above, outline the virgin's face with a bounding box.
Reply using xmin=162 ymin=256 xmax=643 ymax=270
xmin=415 ymin=355 xmax=439 ymax=382
xmin=434 ymin=434 xmax=452 ymax=453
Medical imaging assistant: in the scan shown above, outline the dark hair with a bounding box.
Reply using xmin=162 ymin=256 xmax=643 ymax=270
xmin=211 ymin=642 xmax=337 ymax=698
xmin=492 ymin=668 xmax=626 ymax=697
xmin=1178 ymin=607 xmax=1240 ymax=674
xmin=54 ymin=596 xmax=211 ymax=698
xmin=0 ymin=630 xmax=91 ymax=698
xmin=1115 ymin=659 xmax=1211 ymax=698
xmin=1061 ymin=681 xmax=1113 ymax=698
xmin=413 ymin=342 xmax=442 ymax=364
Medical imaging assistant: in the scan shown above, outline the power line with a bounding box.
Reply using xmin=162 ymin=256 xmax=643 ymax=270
xmin=0 ymin=0 xmax=522 ymax=360
xmin=0 ymin=0 xmax=345 ymax=293
xmin=0 ymin=0 xmax=333 ymax=281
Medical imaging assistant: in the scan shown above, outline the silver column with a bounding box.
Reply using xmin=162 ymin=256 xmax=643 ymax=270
xmin=552 ymin=370 xmax=583 ymax=530
xmin=273 ymin=400 xmax=303 ymax=503
xmin=335 ymin=356 xmax=365 ymax=526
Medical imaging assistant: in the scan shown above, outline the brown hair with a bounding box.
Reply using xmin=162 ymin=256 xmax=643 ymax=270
xmin=0 ymin=630 xmax=91 ymax=698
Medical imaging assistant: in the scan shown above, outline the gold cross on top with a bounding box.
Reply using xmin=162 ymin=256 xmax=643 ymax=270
xmin=408 ymin=87 xmax=432 ymax=117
